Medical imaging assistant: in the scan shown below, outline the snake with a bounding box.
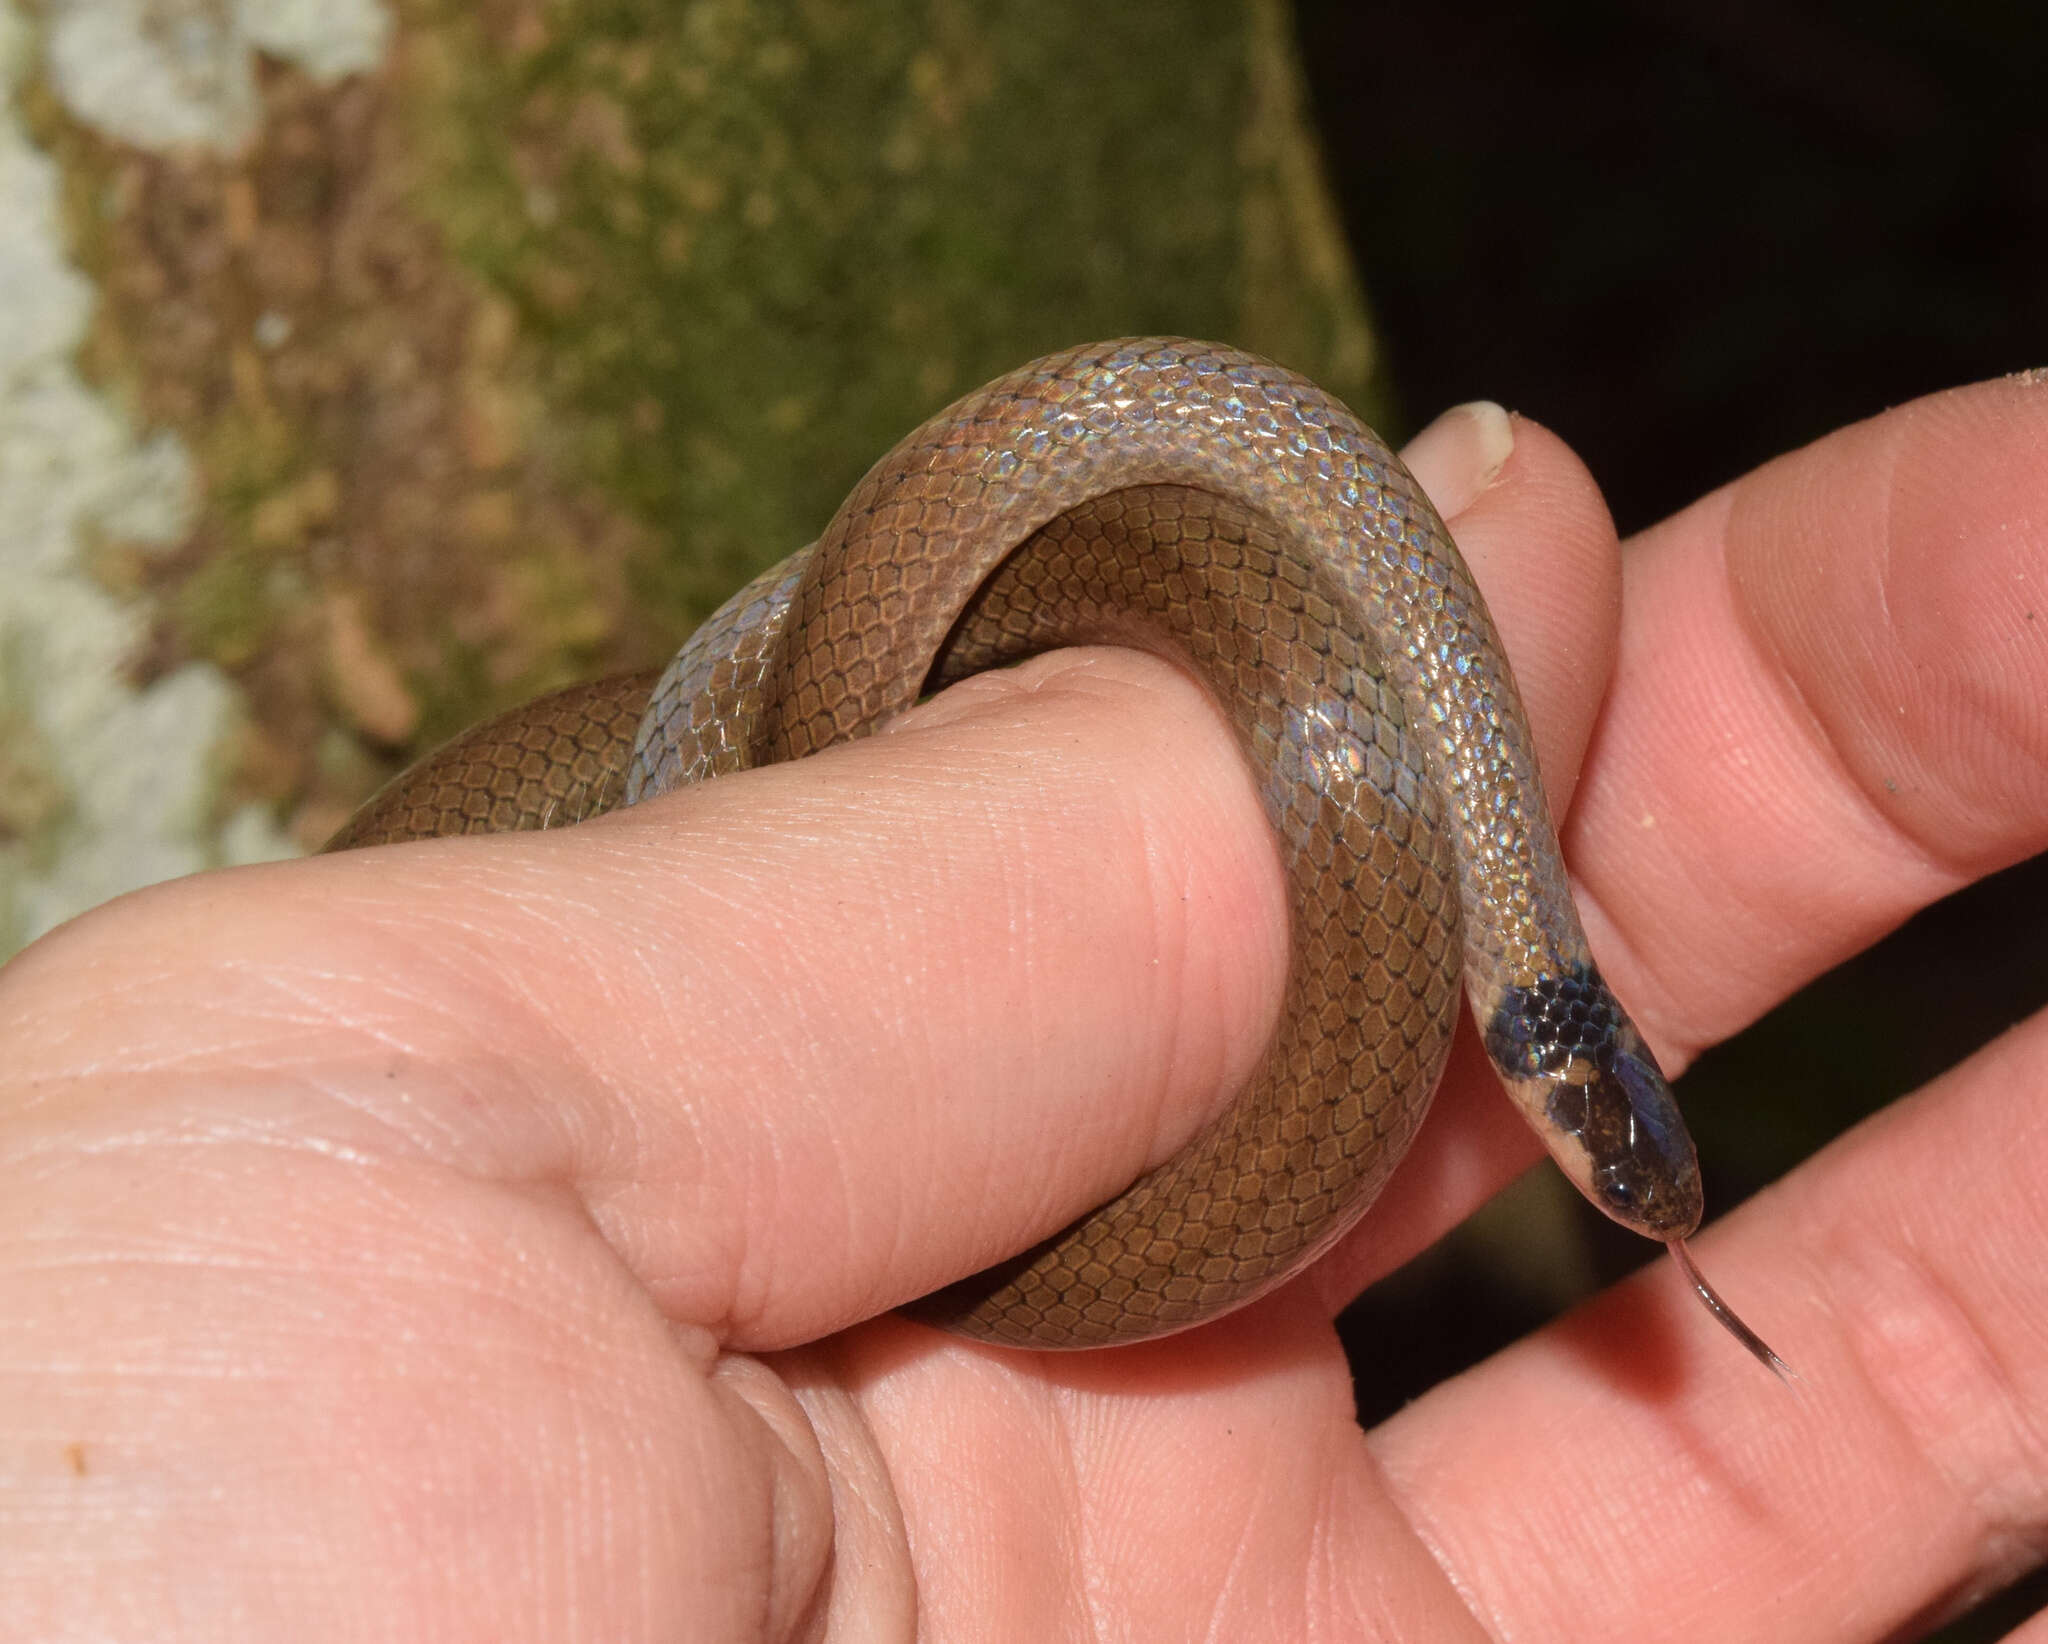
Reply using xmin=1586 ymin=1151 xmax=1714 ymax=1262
xmin=328 ymin=337 xmax=1784 ymax=1372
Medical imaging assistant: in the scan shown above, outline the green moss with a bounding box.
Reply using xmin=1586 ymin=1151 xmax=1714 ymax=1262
xmin=172 ymin=541 xmax=275 ymax=669
xmin=401 ymin=0 xmax=1378 ymax=640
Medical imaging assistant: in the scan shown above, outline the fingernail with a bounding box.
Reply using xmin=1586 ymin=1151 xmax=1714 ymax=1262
xmin=1400 ymin=401 xmax=1513 ymax=520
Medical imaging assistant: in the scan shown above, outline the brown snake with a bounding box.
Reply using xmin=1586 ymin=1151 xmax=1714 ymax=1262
xmin=329 ymin=337 xmax=1785 ymax=1371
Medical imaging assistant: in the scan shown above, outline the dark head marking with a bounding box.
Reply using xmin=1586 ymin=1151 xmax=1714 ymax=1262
xmin=1485 ymin=965 xmax=1702 ymax=1238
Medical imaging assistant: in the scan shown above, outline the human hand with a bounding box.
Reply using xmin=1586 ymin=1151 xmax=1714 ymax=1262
xmin=3 ymin=376 xmax=2043 ymax=1640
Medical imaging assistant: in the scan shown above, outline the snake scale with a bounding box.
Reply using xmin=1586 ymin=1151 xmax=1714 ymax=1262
xmin=328 ymin=337 xmax=1783 ymax=1372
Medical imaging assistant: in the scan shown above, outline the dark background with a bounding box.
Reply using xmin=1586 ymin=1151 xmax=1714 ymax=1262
xmin=1294 ymin=3 xmax=2048 ymax=1637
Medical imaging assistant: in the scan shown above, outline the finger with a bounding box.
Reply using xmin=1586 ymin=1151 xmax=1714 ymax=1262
xmin=0 ymin=406 xmax=1626 ymax=1352
xmin=1366 ymin=990 xmax=2048 ymax=1644
xmin=1561 ymin=372 xmax=2048 ymax=1061
xmin=0 ymin=649 xmax=1287 ymax=1357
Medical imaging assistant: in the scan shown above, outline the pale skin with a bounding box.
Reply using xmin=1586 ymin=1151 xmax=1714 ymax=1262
xmin=4 ymin=375 xmax=2046 ymax=1642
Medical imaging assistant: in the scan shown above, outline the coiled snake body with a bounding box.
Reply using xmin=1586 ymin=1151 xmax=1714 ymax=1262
xmin=331 ymin=338 xmax=1782 ymax=1370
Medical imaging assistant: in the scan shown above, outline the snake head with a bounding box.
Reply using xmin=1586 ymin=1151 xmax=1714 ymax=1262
xmin=1482 ymin=966 xmax=1704 ymax=1240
